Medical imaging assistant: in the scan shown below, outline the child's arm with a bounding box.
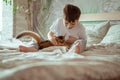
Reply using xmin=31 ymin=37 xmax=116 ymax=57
xmin=47 ymin=31 xmax=57 ymax=45
xmin=66 ymin=36 xmax=78 ymax=44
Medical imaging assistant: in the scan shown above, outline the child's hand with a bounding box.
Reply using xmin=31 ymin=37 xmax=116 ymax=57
xmin=66 ymin=36 xmax=77 ymax=44
xmin=50 ymin=36 xmax=57 ymax=45
xmin=48 ymin=31 xmax=57 ymax=45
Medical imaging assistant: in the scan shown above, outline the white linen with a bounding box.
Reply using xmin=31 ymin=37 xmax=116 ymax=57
xmin=101 ymin=24 xmax=120 ymax=44
xmin=85 ymin=21 xmax=110 ymax=45
xmin=0 ymin=43 xmax=120 ymax=80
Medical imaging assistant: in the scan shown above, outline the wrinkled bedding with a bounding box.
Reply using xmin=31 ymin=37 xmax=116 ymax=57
xmin=0 ymin=43 xmax=120 ymax=80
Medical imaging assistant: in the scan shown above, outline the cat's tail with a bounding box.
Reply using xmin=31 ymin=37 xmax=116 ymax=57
xmin=16 ymin=31 xmax=42 ymax=45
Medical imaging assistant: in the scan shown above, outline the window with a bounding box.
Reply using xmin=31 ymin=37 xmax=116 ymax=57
xmin=1 ymin=0 xmax=13 ymax=40
xmin=0 ymin=0 xmax=2 ymax=31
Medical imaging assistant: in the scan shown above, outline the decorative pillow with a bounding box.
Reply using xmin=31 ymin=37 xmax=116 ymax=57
xmin=85 ymin=21 xmax=110 ymax=45
xmin=101 ymin=24 xmax=120 ymax=44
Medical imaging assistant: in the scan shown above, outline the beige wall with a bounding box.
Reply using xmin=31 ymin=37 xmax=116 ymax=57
xmin=13 ymin=0 xmax=30 ymax=37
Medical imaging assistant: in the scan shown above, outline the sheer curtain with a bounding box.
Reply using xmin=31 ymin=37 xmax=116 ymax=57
xmin=31 ymin=0 xmax=52 ymax=40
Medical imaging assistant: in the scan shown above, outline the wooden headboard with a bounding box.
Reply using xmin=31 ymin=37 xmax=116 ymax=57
xmin=80 ymin=11 xmax=120 ymax=21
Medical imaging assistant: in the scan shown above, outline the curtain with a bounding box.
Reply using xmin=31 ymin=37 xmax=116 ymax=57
xmin=31 ymin=0 xmax=52 ymax=40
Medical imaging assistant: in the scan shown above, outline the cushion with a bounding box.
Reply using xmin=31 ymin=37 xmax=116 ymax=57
xmin=101 ymin=24 xmax=120 ymax=44
xmin=85 ymin=21 xmax=110 ymax=45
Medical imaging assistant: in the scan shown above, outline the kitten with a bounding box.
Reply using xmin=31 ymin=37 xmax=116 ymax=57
xmin=16 ymin=31 xmax=70 ymax=49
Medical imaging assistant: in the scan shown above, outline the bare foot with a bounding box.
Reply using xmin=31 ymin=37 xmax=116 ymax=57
xmin=19 ymin=45 xmax=38 ymax=52
xmin=73 ymin=43 xmax=81 ymax=54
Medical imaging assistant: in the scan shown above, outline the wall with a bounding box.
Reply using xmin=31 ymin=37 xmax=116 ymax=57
xmin=13 ymin=0 xmax=51 ymax=38
xmin=13 ymin=0 xmax=29 ymax=37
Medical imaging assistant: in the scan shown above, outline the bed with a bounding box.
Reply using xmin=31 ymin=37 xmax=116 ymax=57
xmin=0 ymin=12 xmax=120 ymax=80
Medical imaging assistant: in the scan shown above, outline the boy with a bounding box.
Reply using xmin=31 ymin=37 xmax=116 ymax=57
xmin=47 ymin=4 xmax=87 ymax=53
xmin=19 ymin=4 xmax=87 ymax=54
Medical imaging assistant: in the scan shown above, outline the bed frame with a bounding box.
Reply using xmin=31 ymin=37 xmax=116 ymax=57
xmin=80 ymin=11 xmax=120 ymax=21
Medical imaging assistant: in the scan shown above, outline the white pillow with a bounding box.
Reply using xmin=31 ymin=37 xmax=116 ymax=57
xmin=101 ymin=24 xmax=120 ymax=44
xmin=85 ymin=21 xmax=110 ymax=45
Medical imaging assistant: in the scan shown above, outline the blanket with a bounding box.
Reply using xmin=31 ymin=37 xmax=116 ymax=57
xmin=0 ymin=43 xmax=120 ymax=80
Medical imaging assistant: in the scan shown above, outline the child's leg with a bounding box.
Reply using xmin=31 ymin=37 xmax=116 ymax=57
xmin=68 ymin=40 xmax=86 ymax=54
xmin=73 ymin=42 xmax=81 ymax=54
xmin=19 ymin=45 xmax=38 ymax=52
xmin=68 ymin=42 xmax=81 ymax=54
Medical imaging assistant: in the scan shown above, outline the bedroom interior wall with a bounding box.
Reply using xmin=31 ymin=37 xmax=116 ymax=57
xmin=13 ymin=0 xmax=29 ymax=37
xmin=13 ymin=0 xmax=120 ymax=39
xmin=13 ymin=0 xmax=50 ymax=38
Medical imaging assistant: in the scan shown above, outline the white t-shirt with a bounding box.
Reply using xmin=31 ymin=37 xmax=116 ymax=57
xmin=50 ymin=18 xmax=87 ymax=41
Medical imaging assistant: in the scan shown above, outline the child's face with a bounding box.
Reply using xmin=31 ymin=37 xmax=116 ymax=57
xmin=63 ymin=19 xmax=79 ymax=29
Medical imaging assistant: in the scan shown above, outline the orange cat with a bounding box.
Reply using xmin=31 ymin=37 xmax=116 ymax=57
xmin=16 ymin=31 xmax=70 ymax=49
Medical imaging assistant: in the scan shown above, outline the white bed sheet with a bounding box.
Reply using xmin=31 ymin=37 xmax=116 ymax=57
xmin=0 ymin=43 xmax=120 ymax=80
